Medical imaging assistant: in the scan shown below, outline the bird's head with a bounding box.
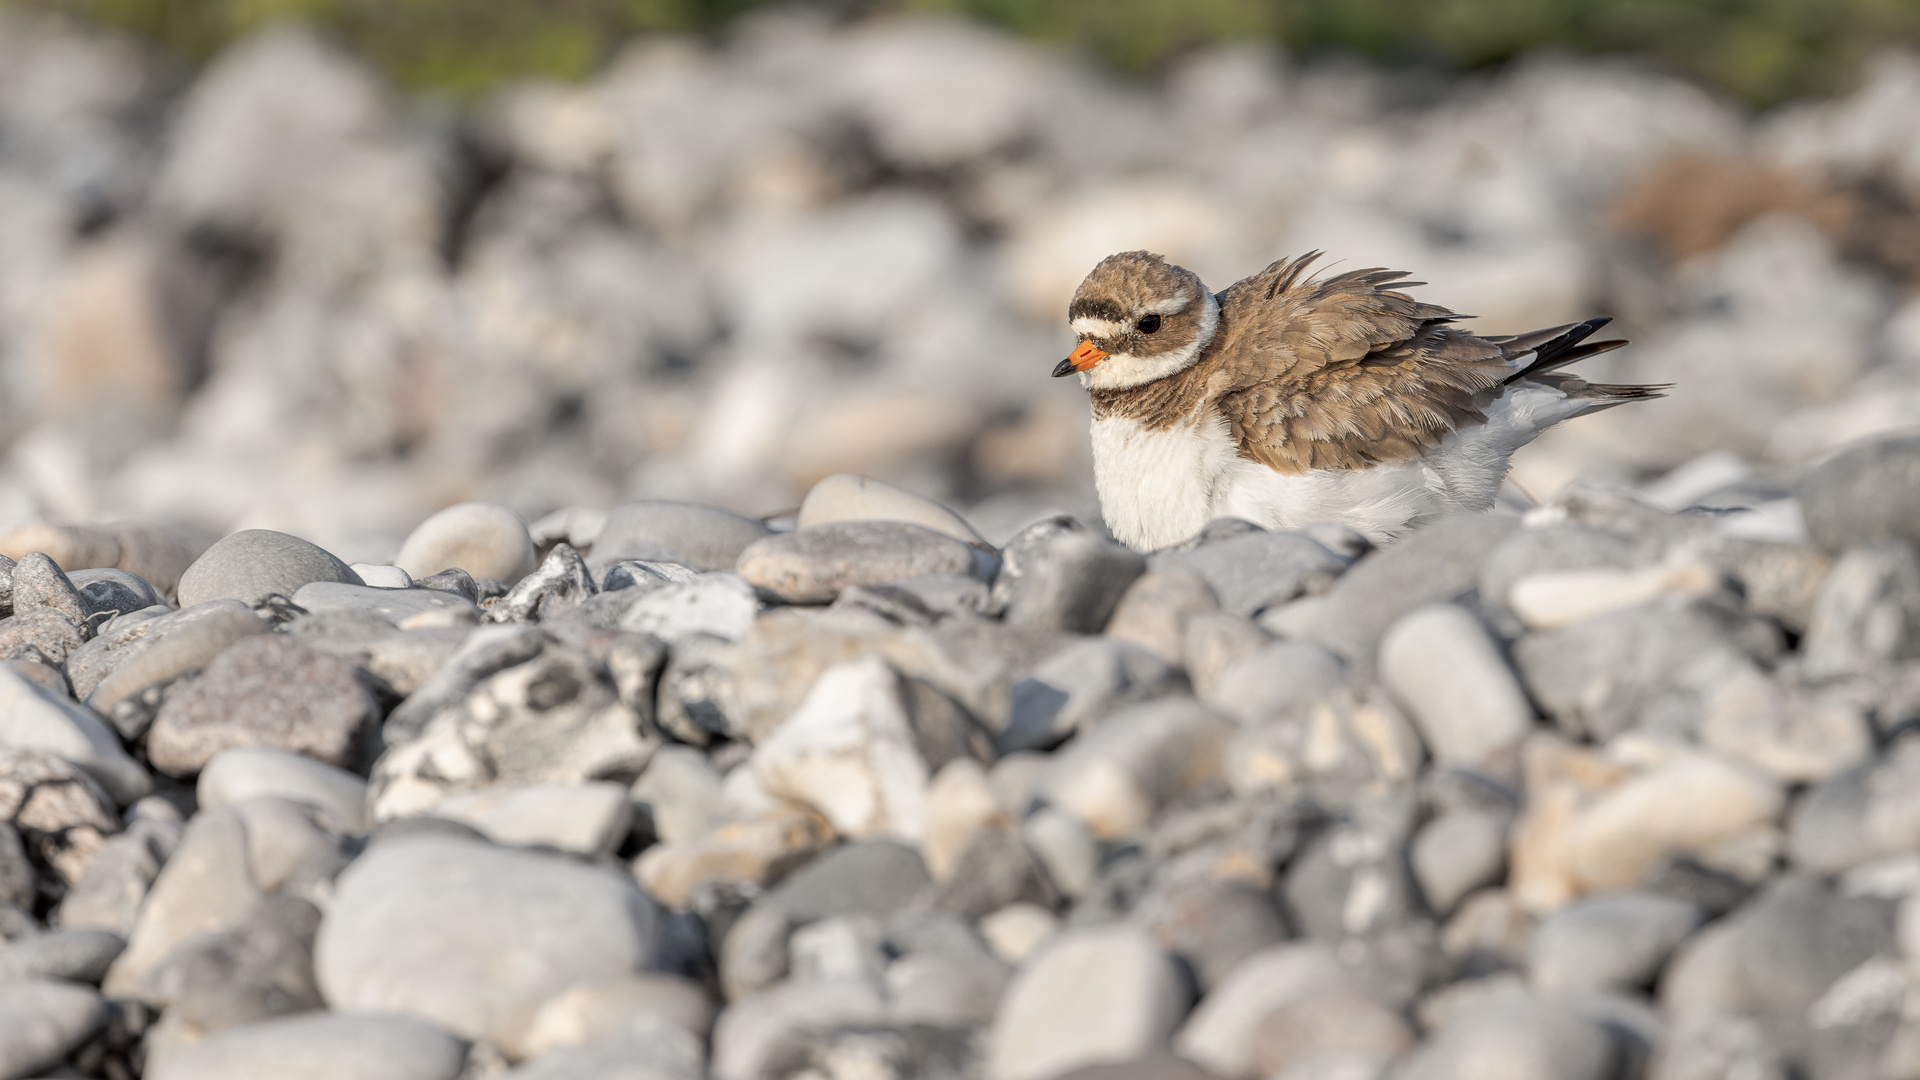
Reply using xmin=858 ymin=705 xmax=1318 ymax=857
xmin=1055 ymin=250 xmax=1220 ymax=390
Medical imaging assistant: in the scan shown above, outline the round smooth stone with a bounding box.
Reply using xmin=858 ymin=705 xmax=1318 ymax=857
xmin=393 ymin=503 xmax=536 ymax=586
xmin=176 ymin=530 xmax=363 ymax=608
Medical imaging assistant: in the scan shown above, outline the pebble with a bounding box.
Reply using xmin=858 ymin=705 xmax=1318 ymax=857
xmin=316 ymin=834 xmax=661 ymax=1043
xmin=0 ymin=661 xmax=152 ymax=804
xmin=594 ymin=500 xmax=772 ymax=572
xmin=986 ymin=925 xmax=1191 ymax=1080
xmin=0 ymin=607 xmax=86 ymax=665
xmin=144 ymin=1012 xmax=468 ymax=1080
xmin=70 ymin=566 xmax=163 ymax=620
xmin=8 ymin=551 xmax=87 ymax=626
xmin=1698 ymin=666 xmax=1873 ymax=783
xmin=1248 ymin=989 xmax=1417 ymax=1079
xmin=1412 ymin=807 xmax=1511 ymax=916
xmin=350 ymin=562 xmax=414 ymax=588
xmin=1202 ymin=640 xmax=1345 ymax=725
xmin=1562 ymin=749 xmax=1784 ymax=894
xmin=175 ymin=529 xmax=364 ymax=608
xmin=1001 ymin=637 xmax=1182 ymax=754
xmin=752 ymin=657 xmax=930 ymax=842
xmin=196 ymin=747 xmax=368 ymax=833
xmin=1020 ymin=806 xmax=1099 ymax=898
xmin=146 ymin=633 xmax=378 ymax=777
xmin=737 ymin=521 xmax=986 ymax=604
xmin=430 ymin=781 xmax=634 ymax=856
xmin=290 ymin=581 xmax=480 ymax=628
xmin=76 ymin=599 xmax=271 ymax=714
xmin=1791 ymin=736 xmax=1920 ymax=873
xmin=0 ymin=979 xmax=108 ymax=1078
xmin=0 ymin=822 xmax=30 ymax=911
xmin=798 ymin=472 xmax=988 ymax=544
xmin=1149 ymin=527 xmax=1350 ymax=618
xmin=0 ymin=746 xmax=121 ymax=886
xmin=1477 ymin=522 xmax=1642 ymax=635
xmin=1396 ymin=985 xmax=1617 ymax=1080
xmin=633 ymin=806 xmax=834 ymax=910
xmin=1799 ymin=434 xmax=1920 ymax=554
xmin=0 ymin=927 xmax=125 ymax=982
xmin=392 ymin=501 xmax=537 ymax=585
xmin=506 ymin=1020 xmax=706 ymax=1080
xmin=1130 ymin=876 xmax=1291 ymax=992
xmin=1531 ymin=888 xmax=1705 ymax=993
xmin=103 ymin=806 xmax=262 ymax=1000
xmin=709 ymin=978 xmax=889 ymax=1080
xmin=1379 ymin=603 xmax=1535 ymax=765
xmin=631 ymin=745 xmax=725 ymax=845
xmin=1508 ymin=558 xmax=1722 ymax=631
xmin=1801 ymin=541 xmax=1920 ymax=678
xmin=980 ymin=903 xmax=1059 ymax=966
xmin=1311 ymin=512 xmax=1521 ymax=669
xmin=1661 ymin=876 xmax=1896 ymax=1016
xmin=1180 ymin=611 xmax=1270 ymax=700
xmin=487 ymin=541 xmax=596 ymax=622
xmin=995 ymin=519 xmax=1146 ymax=633
xmin=1034 ymin=697 xmax=1235 ymax=838
xmin=923 ymin=757 xmax=1005 ymax=880
xmin=56 ymin=812 xmax=183 ymax=935
xmin=502 ymin=971 xmax=714 ymax=1059
xmin=1103 ymin=566 xmax=1220 ymax=666
xmin=618 ymin=572 xmax=759 ymax=643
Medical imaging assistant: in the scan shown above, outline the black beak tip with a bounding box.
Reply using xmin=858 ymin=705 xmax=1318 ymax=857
xmin=1051 ymin=358 xmax=1076 ymax=378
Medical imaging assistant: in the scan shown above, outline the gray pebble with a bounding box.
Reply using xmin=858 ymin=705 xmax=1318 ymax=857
xmin=738 ymin=521 xmax=987 ymax=604
xmin=144 ymin=1012 xmax=467 ymax=1080
xmin=1312 ymin=511 xmax=1521 ymax=670
xmin=1528 ymin=890 xmax=1705 ymax=992
xmin=1799 ymin=434 xmax=1920 ymax=555
xmin=487 ymin=541 xmax=596 ymax=622
xmin=290 ymin=581 xmax=480 ymax=628
xmin=1001 ymin=637 xmax=1183 ymax=754
xmin=994 ymin=517 xmax=1146 ymax=633
xmin=1801 ymin=541 xmax=1920 ymax=678
xmin=0 ymin=927 xmax=124 ymax=983
xmin=176 ymin=529 xmax=363 ymax=608
xmin=9 ymin=552 xmax=86 ymax=626
xmin=0 ymin=979 xmax=108 ymax=1078
xmin=594 ymin=500 xmax=771 ymax=572
xmin=1149 ymin=527 xmax=1349 ymax=618
xmin=146 ymin=634 xmax=379 ymax=777
xmin=1412 ymin=806 xmax=1510 ymax=916
xmin=68 ymin=568 xmax=162 ymax=622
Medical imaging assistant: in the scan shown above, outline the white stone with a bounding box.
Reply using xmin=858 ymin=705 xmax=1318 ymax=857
xmin=798 ymin=473 xmax=987 ymax=545
xmin=1034 ymin=697 xmax=1236 ymax=839
xmin=1021 ymin=807 xmax=1098 ymax=898
xmin=1509 ymin=560 xmax=1720 ymax=631
xmin=350 ymin=563 xmax=414 ymax=588
xmin=144 ymin=1012 xmax=466 ymax=1080
xmin=1379 ymin=603 xmax=1534 ymax=765
xmin=431 ymin=782 xmax=634 ymax=856
xmin=1566 ymin=750 xmax=1785 ymax=893
xmin=503 ymin=972 xmax=714 ymax=1059
xmin=197 ymin=747 xmax=369 ymax=834
xmin=394 ymin=502 xmax=537 ymax=585
xmin=315 ymin=835 xmax=660 ymax=1043
xmin=618 ymin=572 xmax=758 ymax=644
xmin=980 ymin=903 xmax=1060 ymax=966
xmin=1700 ymin=667 xmax=1873 ymax=784
xmin=986 ymin=924 xmax=1190 ymax=1080
xmin=0 ymin=663 xmax=150 ymax=805
xmin=102 ymin=806 xmax=262 ymax=1002
xmin=1174 ymin=942 xmax=1358 ymax=1080
xmin=750 ymin=657 xmax=929 ymax=843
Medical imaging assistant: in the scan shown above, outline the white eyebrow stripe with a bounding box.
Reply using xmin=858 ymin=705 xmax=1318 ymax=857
xmin=1071 ymin=316 xmax=1129 ymax=339
xmin=1145 ymin=291 xmax=1192 ymax=316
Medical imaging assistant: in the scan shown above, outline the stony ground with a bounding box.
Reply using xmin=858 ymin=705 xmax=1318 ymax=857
xmin=2 ymin=437 xmax=1920 ymax=1079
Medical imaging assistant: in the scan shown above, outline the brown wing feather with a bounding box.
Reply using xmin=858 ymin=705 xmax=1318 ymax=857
xmin=1209 ymin=253 xmax=1515 ymax=475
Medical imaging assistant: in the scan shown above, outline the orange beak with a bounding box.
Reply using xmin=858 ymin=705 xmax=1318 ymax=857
xmin=1052 ymin=339 xmax=1108 ymax=377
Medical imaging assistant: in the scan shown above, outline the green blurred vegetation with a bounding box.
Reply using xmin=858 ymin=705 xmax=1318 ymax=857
xmin=9 ymin=0 xmax=1920 ymax=104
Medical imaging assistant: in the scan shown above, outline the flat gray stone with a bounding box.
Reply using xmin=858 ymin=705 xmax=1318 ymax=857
xmin=1379 ymin=603 xmax=1534 ymax=765
xmin=618 ymin=572 xmax=758 ymax=643
xmin=1001 ymin=637 xmax=1182 ymax=754
xmin=986 ymin=925 xmax=1189 ymax=1080
xmin=177 ymin=530 xmax=363 ymax=608
xmin=0 ymin=928 xmax=124 ymax=983
xmin=1530 ymin=890 xmax=1705 ymax=992
xmin=147 ymin=634 xmax=378 ymax=777
xmin=1800 ymin=434 xmax=1920 ymax=554
xmin=1149 ymin=527 xmax=1349 ymax=618
xmin=737 ymin=522 xmax=985 ymax=604
xmin=315 ymin=835 xmax=661 ymax=1043
xmin=1398 ymin=986 xmax=1616 ymax=1080
xmin=594 ymin=501 xmax=771 ymax=572
xmin=0 ymin=979 xmax=108 ymax=1078
xmin=1310 ymin=512 xmax=1520 ymax=669
xmin=1034 ymin=697 xmax=1235 ymax=839
xmin=290 ymin=581 xmax=480 ymax=629
xmin=145 ymin=1012 xmax=467 ymax=1080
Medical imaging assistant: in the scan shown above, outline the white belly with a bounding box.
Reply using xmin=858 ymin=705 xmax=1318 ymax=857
xmin=1093 ymin=388 xmax=1576 ymax=549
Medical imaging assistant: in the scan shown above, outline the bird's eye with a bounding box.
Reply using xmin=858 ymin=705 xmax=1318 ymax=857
xmin=1137 ymin=314 xmax=1162 ymax=334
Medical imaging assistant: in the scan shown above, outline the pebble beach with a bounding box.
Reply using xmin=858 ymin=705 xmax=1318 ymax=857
xmin=7 ymin=7 xmax=1920 ymax=1080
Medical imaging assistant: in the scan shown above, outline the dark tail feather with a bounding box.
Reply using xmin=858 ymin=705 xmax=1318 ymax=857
xmin=1533 ymin=372 xmax=1670 ymax=413
xmin=1504 ymin=317 xmax=1629 ymax=384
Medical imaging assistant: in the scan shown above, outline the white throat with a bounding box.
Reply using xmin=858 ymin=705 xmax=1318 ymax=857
xmin=1078 ymin=290 xmax=1220 ymax=391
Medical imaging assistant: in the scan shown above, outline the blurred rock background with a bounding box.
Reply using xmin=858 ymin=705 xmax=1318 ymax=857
xmin=3 ymin=0 xmax=1920 ymax=559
